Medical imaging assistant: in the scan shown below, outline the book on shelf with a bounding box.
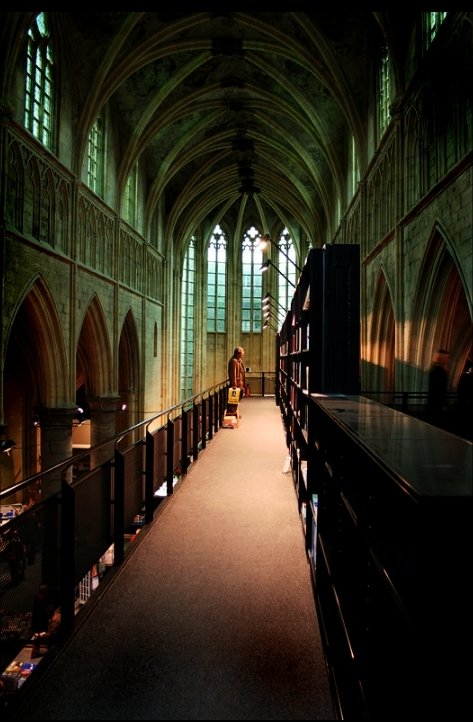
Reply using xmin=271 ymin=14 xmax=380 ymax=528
xmin=300 ymin=459 xmax=308 ymax=484
xmin=310 ymin=493 xmax=318 ymax=563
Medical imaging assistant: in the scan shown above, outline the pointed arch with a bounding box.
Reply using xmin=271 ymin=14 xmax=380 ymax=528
xmin=76 ymin=294 xmax=113 ymax=398
xmin=410 ymin=225 xmax=472 ymax=389
xmin=3 ymin=276 xmax=69 ymax=480
xmin=5 ymin=138 xmax=24 ymax=231
xmin=118 ymin=309 xmax=141 ymax=431
xmin=56 ymin=177 xmax=71 ymax=255
xmin=4 ymin=275 xmax=69 ymax=407
xmin=368 ymin=269 xmax=396 ymax=394
xmin=118 ymin=309 xmax=140 ymax=395
xmin=23 ymin=154 xmax=41 ymax=239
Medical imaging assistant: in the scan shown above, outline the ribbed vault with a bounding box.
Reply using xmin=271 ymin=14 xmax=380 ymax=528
xmin=47 ymin=11 xmax=395 ymax=255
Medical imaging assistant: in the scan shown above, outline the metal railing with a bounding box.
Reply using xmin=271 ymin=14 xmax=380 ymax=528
xmin=243 ymin=371 xmax=276 ymax=398
xmin=3 ymin=377 xmax=465 ymax=710
xmin=0 ymin=370 xmax=277 ymax=704
xmin=0 ymin=380 xmax=232 ymax=706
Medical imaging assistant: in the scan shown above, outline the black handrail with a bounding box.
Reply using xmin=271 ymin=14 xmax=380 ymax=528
xmin=0 ymin=379 xmax=229 ymax=503
xmin=0 ymin=374 xmax=278 ymax=651
xmin=0 ymin=379 xmax=238 ymax=717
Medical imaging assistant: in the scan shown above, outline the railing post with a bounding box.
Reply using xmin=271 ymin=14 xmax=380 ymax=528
xmin=144 ymin=430 xmax=154 ymax=523
xmin=192 ymin=403 xmax=200 ymax=460
xmin=113 ymin=451 xmax=125 ymax=566
xmin=208 ymin=395 xmax=214 ymax=440
xmin=201 ymin=399 xmax=207 ymax=449
xmin=166 ymin=420 xmax=175 ymax=494
xmin=181 ymin=408 xmax=190 ymax=473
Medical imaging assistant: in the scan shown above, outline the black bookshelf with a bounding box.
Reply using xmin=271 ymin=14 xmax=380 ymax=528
xmin=278 ymin=246 xmax=471 ymax=719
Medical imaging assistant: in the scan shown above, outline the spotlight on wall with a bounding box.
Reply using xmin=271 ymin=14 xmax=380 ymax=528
xmin=262 ymin=294 xmax=286 ymax=321
xmin=260 ymin=259 xmax=296 ymax=287
xmin=0 ymin=438 xmax=16 ymax=454
xmin=263 ymin=306 xmax=285 ymax=324
xmin=75 ymin=406 xmax=86 ymax=424
xmin=258 ymin=233 xmax=302 ymax=272
xmin=262 ymin=292 xmax=287 ymax=312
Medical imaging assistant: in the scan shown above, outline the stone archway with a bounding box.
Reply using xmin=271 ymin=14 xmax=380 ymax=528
xmin=2 ymin=277 xmax=69 ymax=487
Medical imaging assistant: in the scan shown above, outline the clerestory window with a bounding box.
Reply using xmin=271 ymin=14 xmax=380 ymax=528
xmin=87 ymin=114 xmax=105 ymax=197
xmin=377 ymin=45 xmax=390 ymax=140
xmin=25 ymin=12 xmax=54 ymax=150
xmin=124 ymin=163 xmax=138 ymax=228
xmin=425 ymin=12 xmax=448 ymax=50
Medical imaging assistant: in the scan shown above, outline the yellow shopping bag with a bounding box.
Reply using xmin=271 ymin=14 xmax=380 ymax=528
xmin=227 ymin=387 xmax=241 ymax=405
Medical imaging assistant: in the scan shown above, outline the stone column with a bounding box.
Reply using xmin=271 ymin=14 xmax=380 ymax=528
xmin=39 ymin=406 xmax=77 ymax=492
xmin=89 ymin=396 xmax=122 ymax=467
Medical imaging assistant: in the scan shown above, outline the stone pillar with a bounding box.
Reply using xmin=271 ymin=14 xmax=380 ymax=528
xmin=39 ymin=406 xmax=77 ymax=492
xmin=89 ymin=396 xmax=122 ymax=467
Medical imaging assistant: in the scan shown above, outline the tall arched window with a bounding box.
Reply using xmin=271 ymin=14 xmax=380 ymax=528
xmin=87 ymin=113 xmax=105 ymax=197
xmin=25 ymin=12 xmax=54 ymax=150
xmin=242 ymin=226 xmax=263 ymax=333
xmin=277 ymin=229 xmax=297 ymax=315
xmin=349 ymin=133 xmax=359 ymax=203
xmin=377 ymin=45 xmax=390 ymax=141
xmin=180 ymin=238 xmax=195 ymax=400
xmin=124 ymin=162 xmax=138 ymax=228
xmin=424 ymin=12 xmax=448 ymax=50
xmin=207 ymin=225 xmax=227 ymax=333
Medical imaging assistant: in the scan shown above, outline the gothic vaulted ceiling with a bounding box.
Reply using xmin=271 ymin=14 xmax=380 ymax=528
xmin=58 ymin=12 xmax=398 ymax=248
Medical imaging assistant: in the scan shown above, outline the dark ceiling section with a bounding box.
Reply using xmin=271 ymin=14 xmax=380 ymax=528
xmin=71 ymin=12 xmax=376 ymax=249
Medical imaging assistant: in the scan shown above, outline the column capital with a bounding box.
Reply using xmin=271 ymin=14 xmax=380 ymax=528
xmin=38 ymin=406 xmax=77 ymax=426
